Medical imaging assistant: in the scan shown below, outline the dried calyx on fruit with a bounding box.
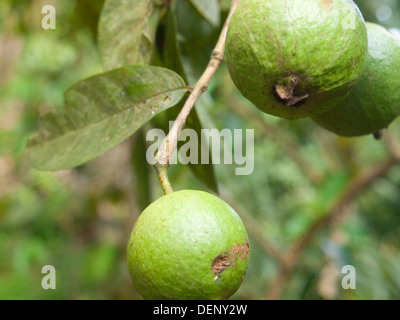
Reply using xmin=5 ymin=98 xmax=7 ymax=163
xmin=225 ymin=0 xmax=368 ymax=120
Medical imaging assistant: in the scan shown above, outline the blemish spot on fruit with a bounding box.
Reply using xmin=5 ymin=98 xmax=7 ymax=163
xmin=229 ymin=240 xmax=250 ymax=260
xmin=319 ymin=0 xmax=333 ymax=11
xmin=212 ymin=253 xmax=231 ymax=281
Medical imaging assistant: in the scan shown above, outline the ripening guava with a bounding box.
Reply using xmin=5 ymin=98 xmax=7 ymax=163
xmin=312 ymin=22 xmax=400 ymax=137
xmin=127 ymin=190 xmax=250 ymax=300
xmin=225 ymin=0 xmax=368 ymax=119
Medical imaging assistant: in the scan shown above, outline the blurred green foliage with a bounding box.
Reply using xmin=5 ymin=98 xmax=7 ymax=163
xmin=0 ymin=0 xmax=399 ymax=300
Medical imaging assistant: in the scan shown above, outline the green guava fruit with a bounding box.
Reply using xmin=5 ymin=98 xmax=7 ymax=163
xmin=127 ymin=190 xmax=250 ymax=300
xmin=312 ymin=22 xmax=400 ymax=137
xmin=225 ymin=0 xmax=368 ymax=120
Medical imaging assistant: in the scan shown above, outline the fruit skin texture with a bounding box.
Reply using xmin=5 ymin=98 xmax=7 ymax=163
xmin=127 ymin=190 xmax=250 ymax=300
xmin=312 ymin=23 xmax=400 ymax=137
xmin=225 ymin=0 xmax=368 ymax=120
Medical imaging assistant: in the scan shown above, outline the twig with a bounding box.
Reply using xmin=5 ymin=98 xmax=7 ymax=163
xmin=155 ymin=163 xmax=173 ymax=195
xmin=153 ymin=0 xmax=241 ymax=194
xmin=264 ymin=145 xmax=400 ymax=300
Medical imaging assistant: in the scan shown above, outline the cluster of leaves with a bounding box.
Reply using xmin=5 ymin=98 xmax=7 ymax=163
xmin=27 ymin=0 xmax=232 ymax=195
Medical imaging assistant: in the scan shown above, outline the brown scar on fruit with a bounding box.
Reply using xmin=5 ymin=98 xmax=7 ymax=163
xmin=319 ymin=0 xmax=333 ymax=11
xmin=274 ymin=75 xmax=309 ymax=107
xmin=212 ymin=253 xmax=231 ymax=281
xmin=212 ymin=240 xmax=250 ymax=281
xmin=230 ymin=239 xmax=250 ymax=260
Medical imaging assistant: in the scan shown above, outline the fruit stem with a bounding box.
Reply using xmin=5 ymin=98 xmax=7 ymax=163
xmin=155 ymin=163 xmax=173 ymax=195
xmin=153 ymin=0 xmax=241 ymax=193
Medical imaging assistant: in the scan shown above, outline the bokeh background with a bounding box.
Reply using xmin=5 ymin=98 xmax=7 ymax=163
xmin=0 ymin=0 xmax=399 ymax=300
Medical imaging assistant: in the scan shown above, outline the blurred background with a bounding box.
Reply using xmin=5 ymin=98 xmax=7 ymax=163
xmin=0 ymin=0 xmax=399 ymax=300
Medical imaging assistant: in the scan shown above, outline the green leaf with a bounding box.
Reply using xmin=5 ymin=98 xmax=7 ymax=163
xmin=98 ymin=0 xmax=161 ymax=70
xmin=72 ymin=0 xmax=106 ymax=41
xmin=175 ymin=0 xmax=221 ymax=79
xmin=175 ymin=0 xmax=216 ymax=45
xmin=131 ymin=128 xmax=152 ymax=211
xmin=156 ymin=7 xmax=187 ymax=82
xmin=28 ymin=65 xmax=186 ymax=171
xmin=189 ymin=0 xmax=220 ymax=27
